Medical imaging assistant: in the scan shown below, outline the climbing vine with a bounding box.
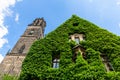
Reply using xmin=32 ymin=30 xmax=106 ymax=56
xmin=19 ymin=15 xmax=120 ymax=80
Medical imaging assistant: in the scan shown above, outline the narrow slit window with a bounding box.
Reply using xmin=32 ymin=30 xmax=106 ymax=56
xmin=18 ymin=44 xmax=25 ymax=53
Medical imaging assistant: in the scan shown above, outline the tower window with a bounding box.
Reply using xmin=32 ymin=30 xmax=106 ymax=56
xmin=18 ymin=44 xmax=25 ymax=53
xmin=53 ymin=58 xmax=60 ymax=68
xmin=75 ymin=37 xmax=80 ymax=44
xmin=28 ymin=30 xmax=34 ymax=35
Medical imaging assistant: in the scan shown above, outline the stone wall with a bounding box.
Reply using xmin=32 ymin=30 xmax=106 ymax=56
xmin=0 ymin=55 xmax=25 ymax=76
xmin=11 ymin=37 xmax=37 ymax=54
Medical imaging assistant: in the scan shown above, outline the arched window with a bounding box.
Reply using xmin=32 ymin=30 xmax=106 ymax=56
xmin=18 ymin=44 xmax=25 ymax=53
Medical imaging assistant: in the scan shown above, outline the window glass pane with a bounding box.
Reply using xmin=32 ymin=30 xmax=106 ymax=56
xmin=53 ymin=63 xmax=56 ymax=68
xmin=56 ymin=63 xmax=59 ymax=68
xmin=53 ymin=63 xmax=59 ymax=68
xmin=53 ymin=59 xmax=60 ymax=68
xmin=75 ymin=37 xmax=79 ymax=44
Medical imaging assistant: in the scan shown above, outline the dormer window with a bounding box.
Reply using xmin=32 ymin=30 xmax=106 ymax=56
xmin=72 ymin=44 xmax=86 ymax=63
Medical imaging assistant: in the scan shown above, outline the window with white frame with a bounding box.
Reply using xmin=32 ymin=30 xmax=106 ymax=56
xmin=69 ymin=34 xmax=85 ymax=43
xmin=75 ymin=37 xmax=80 ymax=44
xmin=53 ymin=58 xmax=60 ymax=68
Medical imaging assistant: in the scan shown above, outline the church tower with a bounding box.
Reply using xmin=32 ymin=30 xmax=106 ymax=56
xmin=0 ymin=18 xmax=46 ymax=76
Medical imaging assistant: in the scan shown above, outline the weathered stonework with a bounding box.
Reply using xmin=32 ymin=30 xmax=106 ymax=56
xmin=70 ymin=33 xmax=85 ymax=41
xmin=0 ymin=18 xmax=46 ymax=76
xmin=0 ymin=55 xmax=25 ymax=76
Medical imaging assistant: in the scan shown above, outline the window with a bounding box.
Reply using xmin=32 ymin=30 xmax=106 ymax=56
xmin=52 ymin=54 xmax=60 ymax=68
xmin=75 ymin=37 xmax=80 ymax=44
xmin=73 ymin=22 xmax=79 ymax=26
xmin=28 ymin=30 xmax=34 ymax=35
xmin=53 ymin=58 xmax=60 ymax=68
xmin=18 ymin=44 xmax=25 ymax=53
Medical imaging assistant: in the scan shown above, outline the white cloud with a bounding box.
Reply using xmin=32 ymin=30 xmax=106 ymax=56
xmin=15 ymin=13 xmax=19 ymax=23
xmin=0 ymin=54 xmax=4 ymax=63
xmin=0 ymin=0 xmax=23 ymax=49
xmin=17 ymin=0 xmax=23 ymax=2
xmin=117 ymin=0 xmax=120 ymax=6
xmin=118 ymin=23 xmax=120 ymax=28
xmin=89 ymin=0 xmax=93 ymax=3
xmin=0 ymin=37 xmax=8 ymax=48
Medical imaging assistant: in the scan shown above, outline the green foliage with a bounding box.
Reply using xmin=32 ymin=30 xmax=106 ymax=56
xmin=2 ymin=74 xmax=18 ymax=80
xmin=105 ymin=72 xmax=120 ymax=80
xmin=19 ymin=15 xmax=120 ymax=80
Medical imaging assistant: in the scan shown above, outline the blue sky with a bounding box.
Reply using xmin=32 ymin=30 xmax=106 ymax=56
xmin=0 ymin=0 xmax=120 ymax=62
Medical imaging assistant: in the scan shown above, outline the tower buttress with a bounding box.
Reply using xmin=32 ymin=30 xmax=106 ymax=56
xmin=0 ymin=18 xmax=46 ymax=76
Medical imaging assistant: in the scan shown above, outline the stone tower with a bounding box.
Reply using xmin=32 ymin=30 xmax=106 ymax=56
xmin=0 ymin=18 xmax=46 ymax=76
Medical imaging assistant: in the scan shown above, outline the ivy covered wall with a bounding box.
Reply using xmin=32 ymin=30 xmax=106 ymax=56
xmin=19 ymin=15 xmax=120 ymax=80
